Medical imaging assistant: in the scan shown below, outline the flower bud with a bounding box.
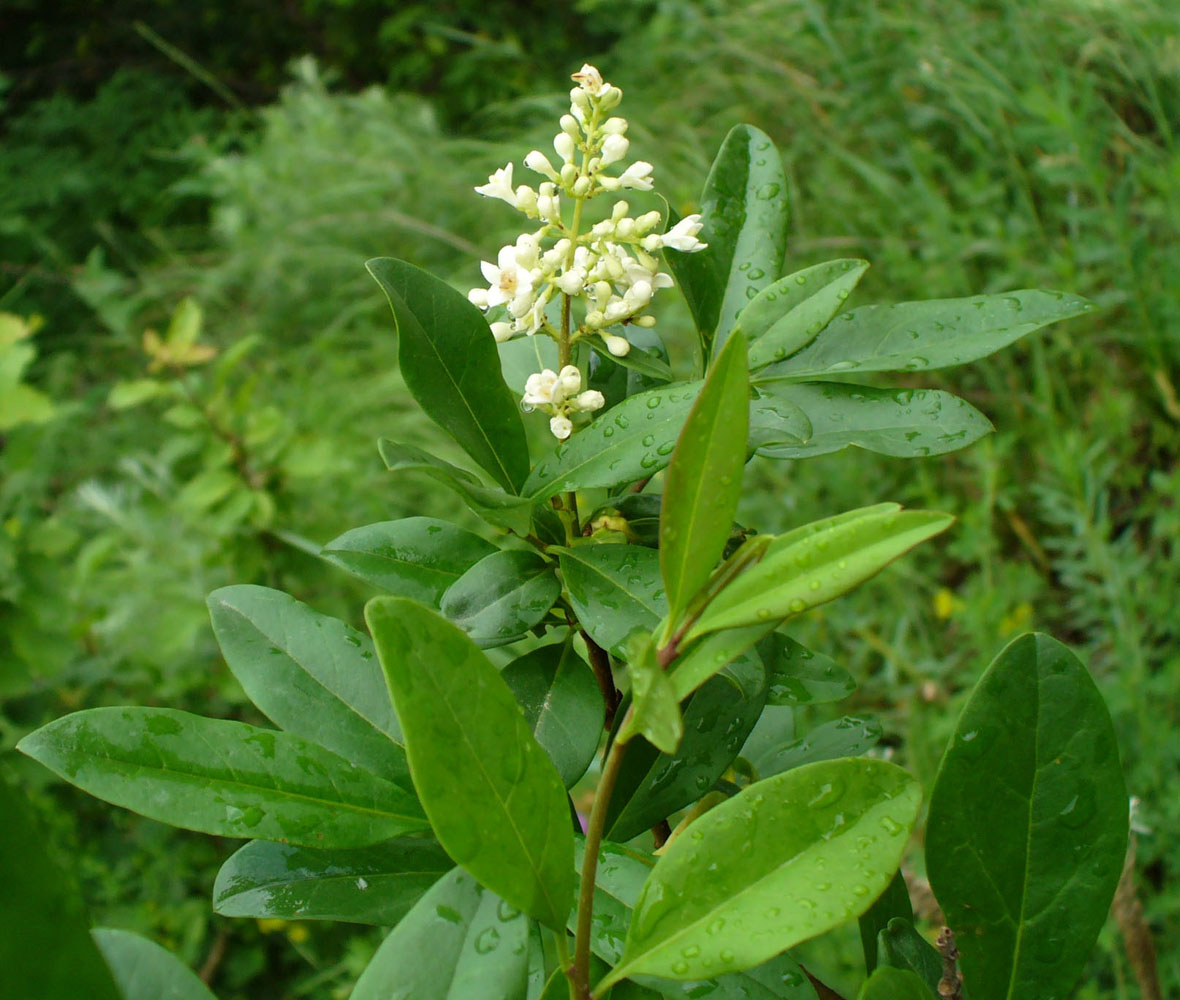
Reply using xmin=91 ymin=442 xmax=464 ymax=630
xmin=560 ymin=114 xmax=580 ymax=135
xmin=599 ymin=86 xmax=623 ymax=110
xmin=612 ymin=200 xmax=630 ymax=220
xmin=633 ymin=314 xmax=657 ymax=328
xmin=573 ymin=389 xmax=605 ymax=412
xmin=560 ymin=162 xmax=578 ymax=186
xmin=572 ymin=175 xmax=591 ymax=197
xmin=468 ymin=288 xmax=490 ymax=309
xmin=600 ymin=133 xmax=630 ymax=166
xmin=557 ymin=365 xmax=583 ymax=399
xmin=490 ymin=321 xmax=514 ymax=342
xmin=616 ymin=217 xmax=636 ymax=239
xmin=525 ymin=150 xmax=558 ymax=179
xmin=584 ymin=310 xmax=605 ymax=329
xmin=636 ymin=210 xmax=662 ymax=233
xmin=556 ymin=269 xmax=585 ymax=295
xmin=513 ymin=185 xmax=538 ymax=215
xmin=550 ymin=414 xmax=573 ymax=440
xmin=601 ymin=116 xmax=628 ymax=135
xmin=604 ymin=334 xmax=631 ymax=356
xmin=554 ymin=132 xmax=576 ymax=164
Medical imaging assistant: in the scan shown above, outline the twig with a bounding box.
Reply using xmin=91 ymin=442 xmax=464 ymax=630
xmin=1113 ymin=837 xmax=1163 ymax=1000
xmin=936 ymin=927 xmax=964 ymax=1000
xmin=198 ymin=927 xmax=229 ymax=985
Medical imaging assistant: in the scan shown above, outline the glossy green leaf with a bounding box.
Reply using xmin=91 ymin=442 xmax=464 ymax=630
xmin=321 ymin=518 xmax=496 ymax=604
xmin=857 ymin=967 xmax=935 ymax=1000
xmin=877 ymin=919 xmax=943 ymax=996
xmin=688 ymin=506 xmax=953 ymax=640
xmin=588 ymin=327 xmax=672 ymax=410
xmin=502 ymin=641 xmax=605 ymax=787
xmin=441 ymin=549 xmax=562 ymax=647
xmin=212 ymin=838 xmax=451 ymax=925
xmin=618 ymin=632 xmax=683 ymax=755
xmin=0 ymin=770 xmax=122 ymax=1000
xmin=925 ymin=633 xmax=1127 ymax=1000
xmin=499 ymin=334 xmax=560 ymax=394
xmin=748 ymin=387 xmax=813 ymax=449
xmin=351 ymin=867 xmax=533 ymax=1000
xmin=92 ymin=928 xmax=218 ymax=1000
xmin=858 ymin=871 xmax=914 ymax=975
xmin=367 ymin=257 xmax=529 ymax=492
xmin=17 ymin=708 xmax=427 ymax=847
xmin=742 ymin=260 xmax=870 ymax=370
xmin=591 ymin=493 xmax=663 ymax=547
xmin=753 ymin=383 xmax=993 ymax=460
xmin=750 ymin=716 xmax=883 ymax=779
xmin=367 ymin=597 xmax=575 ymax=928
xmin=601 ymin=759 xmax=921 ymax=988
xmin=759 ymin=633 xmax=857 ymax=706
xmin=664 ymin=125 xmax=789 ymax=355
xmin=523 ymin=382 xmax=701 ymax=501
xmin=558 ymin=543 xmax=667 ymax=653
xmin=755 ymin=290 xmax=1093 ymax=381
xmin=669 ymin=622 xmax=775 ymax=701
xmin=607 ymin=653 xmax=768 ymax=843
xmin=207 ymin=585 xmax=408 ymax=783
xmin=594 ymin=342 xmax=674 ymax=384
xmin=660 ymin=328 xmax=750 ymax=628
xmin=379 ymin=439 xmax=533 ymax=534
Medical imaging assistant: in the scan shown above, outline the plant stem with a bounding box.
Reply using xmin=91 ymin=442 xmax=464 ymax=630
xmin=582 ymin=631 xmax=619 ymax=728
xmin=572 ymin=723 xmax=631 ymax=998
xmin=554 ymin=931 xmax=578 ymax=1000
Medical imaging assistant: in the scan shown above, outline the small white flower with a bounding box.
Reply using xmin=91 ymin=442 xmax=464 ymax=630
xmin=490 ymin=321 xmax=514 ymax=342
xmin=550 ymin=414 xmax=573 ymax=439
xmin=474 ymin=163 xmax=516 ymax=204
xmin=600 ymin=133 xmax=630 ymax=166
xmin=523 ymin=370 xmax=559 ymax=406
xmin=571 ymin=64 xmax=607 ymax=95
xmin=616 ymin=161 xmax=654 ymax=191
xmin=660 ymin=214 xmax=708 ymax=252
xmin=556 ymin=365 xmax=583 ymax=399
xmin=604 ymin=298 xmax=631 ymax=323
xmin=481 ymin=244 xmax=535 ymax=308
xmin=602 ymin=117 xmax=628 ymax=135
xmin=573 ymin=389 xmax=605 ymax=412
xmin=556 ymin=268 xmax=586 ymax=295
xmin=624 ymin=279 xmax=653 ymax=310
xmin=604 ymin=334 xmax=631 ymax=356
xmin=514 ymin=233 xmax=541 ymax=269
xmin=513 ymin=185 xmax=538 ymax=215
xmin=554 ymin=132 xmax=576 ymax=164
xmin=524 ymin=150 xmax=559 ymax=180
xmin=468 ymin=288 xmax=490 ymax=309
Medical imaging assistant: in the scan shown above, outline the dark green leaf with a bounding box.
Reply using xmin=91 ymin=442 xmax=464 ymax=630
xmin=440 ymin=549 xmax=562 ymax=647
xmin=523 ymin=382 xmax=701 ymax=501
xmin=664 ymin=125 xmax=789 ymax=355
xmin=589 ymin=326 xmax=672 ymax=410
xmin=17 ymin=708 xmax=427 ymax=847
xmin=755 ymin=290 xmax=1093 ymax=381
xmin=602 ymin=759 xmax=922 ymax=987
xmin=593 ymin=341 xmax=674 ymax=384
xmin=742 ymin=260 xmax=870 ymax=370
xmin=618 ymin=632 xmax=684 ymax=755
xmin=590 ymin=493 xmax=663 ymax=547
xmin=857 ymin=967 xmax=935 ymax=1000
xmin=502 ymin=641 xmax=605 ymax=787
xmin=351 ymin=867 xmax=533 ymax=1000
xmin=92 ymin=928 xmax=218 ymax=1000
xmin=367 ymin=257 xmax=530 ymax=492
xmin=748 ymin=388 xmax=813 ymax=449
xmin=759 ymin=633 xmax=857 ymax=706
xmin=877 ymin=919 xmax=943 ymax=996
xmin=0 ymin=770 xmax=122 ymax=1000
xmin=750 ymin=716 xmax=882 ymax=778
xmin=367 ymin=598 xmax=575 ymax=928
xmin=558 ymin=543 xmax=667 ymax=653
xmin=925 ymin=633 xmax=1127 ymax=1000
xmin=212 ymin=838 xmax=451 ymax=925
xmin=661 ymin=328 xmax=750 ymax=628
xmin=321 ymin=518 xmax=496 ymax=604
xmin=858 ymin=872 xmax=914 ymax=975
xmin=753 ymin=384 xmax=992 ymax=460
xmin=207 ymin=585 xmax=408 ymax=783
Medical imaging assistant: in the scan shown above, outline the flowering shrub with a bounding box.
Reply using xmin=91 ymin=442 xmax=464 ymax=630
xmin=17 ymin=66 xmax=1128 ymax=1000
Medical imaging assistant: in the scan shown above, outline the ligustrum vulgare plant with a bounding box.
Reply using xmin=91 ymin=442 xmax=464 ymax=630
xmin=19 ymin=65 xmax=1128 ymax=1000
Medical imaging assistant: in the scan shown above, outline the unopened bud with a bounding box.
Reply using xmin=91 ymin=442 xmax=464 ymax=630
xmin=604 ymin=334 xmax=631 ymax=356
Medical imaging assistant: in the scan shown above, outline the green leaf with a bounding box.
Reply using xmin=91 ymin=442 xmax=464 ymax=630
xmin=523 ymin=382 xmax=701 ymax=501
xmin=207 ymin=585 xmax=408 ymax=783
xmin=925 ymin=633 xmax=1128 ymax=1000
xmin=440 ymin=549 xmax=562 ymax=647
xmin=749 ymin=716 xmax=883 ymax=778
xmin=742 ymin=260 xmax=870 ymax=370
xmin=558 ymin=543 xmax=667 ymax=653
xmin=0 ymin=769 xmax=123 ymax=1000
xmin=600 ymin=759 xmax=921 ymax=988
xmin=502 ymin=641 xmax=605 ymax=787
xmin=366 ymin=597 xmax=575 ymax=928
xmin=755 ymin=290 xmax=1093 ymax=381
xmin=499 ymin=334 xmax=560 ymax=395
xmin=107 ymin=377 xmax=170 ymax=410
xmin=660 ymin=328 xmax=750 ymax=629
xmin=321 ymin=518 xmax=496 ymax=605
xmin=618 ymin=632 xmax=684 ymax=755
xmin=759 ymin=633 xmax=857 ymax=706
xmin=688 ymin=506 xmax=953 ymax=640
xmin=753 ymin=384 xmax=993 ymax=460
xmin=857 ymin=967 xmax=936 ymax=1000
xmin=92 ymin=928 xmax=218 ymax=1000
xmin=607 ymin=653 xmax=768 ymax=843
xmin=17 ymin=708 xmax=427 ymax=847
xmin=212 ymin=838 xmax=451 ymax=925
xmin=669 ymin=623 xmax=776 ymax=701
xmin=593 ymin=342 xmax=674 ymax=384
xmin=367 ymin=257 xmax=530 ymax=492
xmin=664 ymin=125 xmax=789 ymax=356
xmin=351 ymin=867 xmax=534 ymax=1000
xmin=748 ymin=387 xmax=813 ymax=449
xmin=858 ymin=871 xmax=914 ymax=975
xmin=379 ymin=439 xmax=533 ymax=534
xmin=877 ymin=919 xmax=943 ymax=996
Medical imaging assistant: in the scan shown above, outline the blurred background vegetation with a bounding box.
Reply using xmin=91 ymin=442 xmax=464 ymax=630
xmin=2 ymin=0 xmax=1177 ymax=997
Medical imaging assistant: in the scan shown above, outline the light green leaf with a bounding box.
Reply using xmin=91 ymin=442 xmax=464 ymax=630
xmin=688 ymin=506 xmax=953 ymax=640
xmin=759 ymin=633 xmax=857 ymax=706
xmin=366 ymin=597 xmax=575 ymax=928
xmin=600 ymin=759 xmax=921 ymax=988
xmin=499 ymin=335 xmax=560 ymax=395
xmin=755 ymin=290 xmax=1093 ymax=381
xmin=212 ymin=838 xmax=451 ymax=925
xmin=351 ymin=867 xmax=533 ymax=1000
xmin=669 ymin=623 xmax=776 ymax=701
xmin=857 ymin=967 xmax=935 ymax=1000
xmin=748 ymin=387 xmax=813 ymax=449
xmin=742 ymin=259 xmax=870 ymax=370
xmin=558 ymin=543 xmax=667 ymax=653
xmin=618 ymin=633 xmax=683 ymax=755
xmin=367 ymin=257 xmax=530 ymax=492
xmin=440 ymin=549 xmax=562 ymax=647
xmin=321 ymin=518 xmax=496 ymax=605
xmin=92 ymin=928 xmax=218 ymax=1000
xmin=207 ymin=585 xmax=408 ymax=783
xmin=107 ymin=378 xmax=171 ymax=410
xmin=17 ymin=708 xmax=428 ymax=847
xmin=925 ymin=633 xmax=1128 ymax=1000
xmin=753 ymin=383 xmax=993 ymax=460
xmin=660 ymin=328 xmax=750 ymax=629
xmin=523 ymin=382 xmax=701 ymax=501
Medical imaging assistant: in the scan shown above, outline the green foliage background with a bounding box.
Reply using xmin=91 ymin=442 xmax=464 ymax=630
xmin=2 ymin=1 xmax=1178 ymax=996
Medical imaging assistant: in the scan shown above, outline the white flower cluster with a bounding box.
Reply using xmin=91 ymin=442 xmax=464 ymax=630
xmin=522 ymin=365 xmax=605 ymax=440
xmin=469 ymin=64 xmax=708 ymax=437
